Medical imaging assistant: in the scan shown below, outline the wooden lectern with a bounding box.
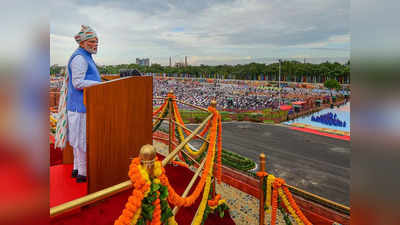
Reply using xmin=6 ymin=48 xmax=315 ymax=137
xmin=63 ymin=76 xmax=152 ymax=193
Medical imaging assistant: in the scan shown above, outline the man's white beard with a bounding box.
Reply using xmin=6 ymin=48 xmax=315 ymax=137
xmin=88 ymin=47 xmax=97 ymax=54
xmin=84 ymin=46 xmax=97 ymax=54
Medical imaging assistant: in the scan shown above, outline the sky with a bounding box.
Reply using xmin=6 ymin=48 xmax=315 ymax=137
xmin=50 ymin=0 xmax=350 ymax=66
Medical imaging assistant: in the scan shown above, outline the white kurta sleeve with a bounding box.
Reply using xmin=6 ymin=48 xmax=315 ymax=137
xmin=70 ymin=55 xmax=101 ymax=90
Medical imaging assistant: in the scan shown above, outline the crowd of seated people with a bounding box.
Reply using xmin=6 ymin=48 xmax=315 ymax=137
xmin=311 ymin=112 xmax=346 ymax=127
xmin=152 ymin=77 xmax=347 ymax=112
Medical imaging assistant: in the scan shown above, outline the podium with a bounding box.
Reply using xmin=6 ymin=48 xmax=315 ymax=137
xmin=63 ymin=76 xmax=152 ymax=193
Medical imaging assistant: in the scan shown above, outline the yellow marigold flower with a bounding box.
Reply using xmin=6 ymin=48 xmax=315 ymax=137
xmin=192 ymin=145 xmax=215 ymax=225
xmin=209 ymin=205 xmax=217 ymax=210
xmin=153 ymin=178 xmax=160 ymax=184
xmin=130 ymin=207 xmax=142 ymax=225
xmin=168 ymin=216 xmax=178 ymax=225
xmin=278 ymin=188 xmax=304 ymax=225
xmin=153 ymin=162 xmax=162 ymax=177
xmin=138 ymin=165 xmax=150 ymax=183
xmin=266 ymin=174 xmax=275 ymax=213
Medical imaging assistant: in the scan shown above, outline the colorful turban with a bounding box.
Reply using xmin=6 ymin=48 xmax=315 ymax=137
xmin=74 ymin=25 xmax=97 ymax=44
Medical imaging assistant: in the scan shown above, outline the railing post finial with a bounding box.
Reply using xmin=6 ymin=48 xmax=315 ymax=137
xmin=259 ymin=153 xmax=266 ymax=172
xmin=210 ymin=100 xmax=217 ymax=108
xmin=168 ymin=90 xmax=174 ymax=154
xmin=259 ymin=153 xmax=266 ymax=225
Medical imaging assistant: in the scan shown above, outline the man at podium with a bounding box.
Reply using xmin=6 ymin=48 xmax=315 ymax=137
xmin=66 ymin=25 xmax=101 ymax=182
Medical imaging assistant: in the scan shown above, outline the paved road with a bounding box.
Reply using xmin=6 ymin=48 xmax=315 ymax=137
xmin=188 ymin=122 xmax=350 ymax=206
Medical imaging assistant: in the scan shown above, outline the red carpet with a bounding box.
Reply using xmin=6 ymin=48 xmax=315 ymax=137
xmin=50 ymin=164 xmax=87 ymax=207
xmin=0 ymin=149 xmax=49 ymax=225
xmin=1 ymin=154 xmax=45 ymax=204
xmin=50 ymin=162 xmax=235 ymax=225
xmin=50 ymin=143 xmax=63 ymax=166
xmin=290 ymin=126 xmax=350 ymax=141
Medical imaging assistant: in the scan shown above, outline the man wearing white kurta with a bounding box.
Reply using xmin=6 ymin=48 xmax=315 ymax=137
xmin=67 ymin=25 xmax=101 ymax=182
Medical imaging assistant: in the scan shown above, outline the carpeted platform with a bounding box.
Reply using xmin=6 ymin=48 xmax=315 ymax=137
xmin=50 ymin=162 xmax=235 ymax=225
xmin=50 ymin=164 xmax=87 ymax=207
xmin=50 ymin=143 xmax=63 ymax=166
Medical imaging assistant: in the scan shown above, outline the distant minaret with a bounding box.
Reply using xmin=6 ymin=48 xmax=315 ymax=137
xmin=169 ymin=56 xmax=172 ymax=67
xmin=185 ymin=56 xmax=187 ymax=67
xmin=304 ymin=58 xmax=306 ymax=64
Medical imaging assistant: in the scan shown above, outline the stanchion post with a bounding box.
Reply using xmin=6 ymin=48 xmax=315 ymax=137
xmin=259 ymin=153 xmax=266 ymax=225
xmin=168 ymin=90 xmax=174 ymax=154
xmin=210 ymin=99 xmax=217 ymax=198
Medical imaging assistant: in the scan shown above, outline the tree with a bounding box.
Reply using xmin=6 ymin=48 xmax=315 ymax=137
xmin=324 ymin=79 xmax=340 ymax=96
xmin=50 ymin=65 xmax=63 ymax=75
xmin=72 ymin=60 xmax=351 ymax=82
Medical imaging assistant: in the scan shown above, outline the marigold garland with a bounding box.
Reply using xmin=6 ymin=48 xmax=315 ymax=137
xmin=119 ymin=97 xmax=226 ymax=225
xmin=115 ymin=159 xmax=176 ymax=225
xmin=157 ymin=93 xmax=313 ymax=225
xmin=193 ymin=111 xmax=224 ymax=224
xmin=207 ymin=109 xmax=222 ymax=202
xmin=153 ymin=100 xmax=169 ymax=127
xmin=278 ymin=188 xmax=304 ymax=225
xmin=159 ymin=113 xmax=218 ymax=208
xmin=153 ymin=99 xmax=168 ymax=116
xmin=216 ymin=113 xmax=222 ymax=183
xmin=192 ymin=147 xmax=215 ymax=225
xmin=177 ymin=151 xmax=187 ymax=164
xmin=270 ymin=182 xmax=279 ymax=225
xmin=266 ymin=174 xmax=275 ymax=213
xmin=256 ymin=171 xmax=268 ymax=177
xmin=172 ymin=117 xmax=191 ymax=169
xmin=130 ymin=207 xmax=142 ymax=225
xmin=207 ymin=194 xmax=221 ymax=207
xmin=114 ymin=158 xmax=150 ymax=225
xmin=150 ymin=191 xmax=161 ymax=225
xmin=173 ymin=101 xmax=210 ymax=157
xmin=209 ymin=199 xmax=226 ymax=210
xmin=174 ymin=125 xmax=187 ymax=164
xmin=172 ymin=160 xmax=189 ymax=169
xmin=210 ymin=199 xmax=226 ymax=211
xmin=198 ymin=119 xmax=212 ymax=138
xmin=161 ymin=105 xmax=219 ymax=225
xmin=175 ymin=107 xmax=223 ymax=225
xmin=172 ymin=114 xmax=176 ymax=146
xmin=175 ymin=121 xmax=209 ymax=157
xmin=283 ymin=186 xmax=312 ymax=225
xmin=267 ymin=177 xmax=313 ymax=225
xmin=258 ymin=173 xmax=313 ymax=225
xmin=172 ymin=98 xmax=211 ymax=139
xmin=168 ymin=216 xmax=178 ymax=225
xmin=153 ymin=161 xmax=162 ymax=178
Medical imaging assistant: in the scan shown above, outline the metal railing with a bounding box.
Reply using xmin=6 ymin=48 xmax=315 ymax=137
xmin=51 ymin=92 xmax=350 ymax=222
xmin=50 ymin=91 xmax=214 ymax=218
xmin=257 ymin=153 xmax=350 ymax=225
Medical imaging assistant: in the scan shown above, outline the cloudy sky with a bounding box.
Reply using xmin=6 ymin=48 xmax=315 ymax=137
xmin=50 ymin=0 xmax=349 ymax=66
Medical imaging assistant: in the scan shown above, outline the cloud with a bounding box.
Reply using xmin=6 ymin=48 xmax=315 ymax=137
xmin=71 ymin=0 xmax=235 ymax=14
xmin=51 ymin=0 xmax=349 ymax=65
xmin=172 ymin=27 xmax=185 ymax=32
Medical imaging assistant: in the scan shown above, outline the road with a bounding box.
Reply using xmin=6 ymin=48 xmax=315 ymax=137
xmin=188 ymin=122 xmax=350 ymax=206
